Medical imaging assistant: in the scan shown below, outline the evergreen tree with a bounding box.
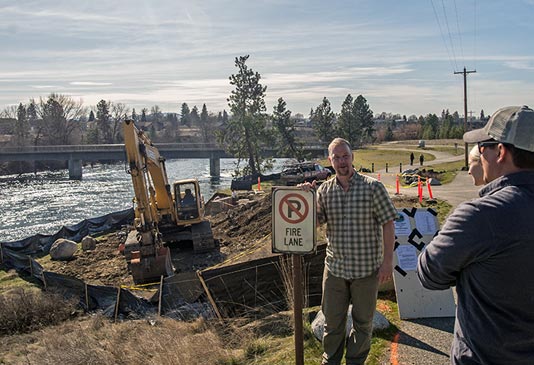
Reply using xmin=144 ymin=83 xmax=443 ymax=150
xmin=438 ymin=114 xmax=453 ymax=139
xmin=88 ymin=110 xmax=95 ymax=122
xmin=42 ymin=98 xmax=66 ymax=144
xmin=384 ymin=124 xmax=394 ymax=141
xmin=96 ymin=99 xmax=112 ymax=143
xmin=337 ymin=94 xmax=359 ymax=146
xmin=272 ymin=97 xmax=304 ymax=161
xmin=180 ymin=103 xmax=191 ymax=126
xmin=311 ymin=97 xmax=335 ymax=142
xmin=190 ymin=106 xmax=199 ymax=126
xmin=141 ymin=108 xmax=148 ymax=122
xmin=353 ymin=95 xmax=374 ymax=146
xmin=131 ymin=108 xmax=137 ymax=122
xmin=218 ymin=55 xmax=271 ymax=176
xmin=26 ymin=101 xmax=38 ymax=124
xmin=15 ymin=103 xmax=29 ymax=145
xmin=198 ymin=103 xmax=212 ymax=143
xmin=422 ymin=113 xmax=439 ymax=139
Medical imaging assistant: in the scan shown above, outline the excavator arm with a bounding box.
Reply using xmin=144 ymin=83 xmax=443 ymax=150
xmin=122 ymin=119 xmax=174 ymax=283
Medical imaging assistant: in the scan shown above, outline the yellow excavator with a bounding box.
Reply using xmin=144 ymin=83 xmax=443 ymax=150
xmin=122 ymin=119 xmax=217 ymax=283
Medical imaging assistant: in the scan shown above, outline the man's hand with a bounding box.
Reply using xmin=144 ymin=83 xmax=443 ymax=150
xmin=297 ymin=180 xmax=317 ymax=191
xmin=378 ymin=257 xmax=393 ymax=284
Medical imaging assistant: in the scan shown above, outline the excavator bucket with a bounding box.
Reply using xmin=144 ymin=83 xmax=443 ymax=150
xmin=191 ymin=220 xmax=217 ymax=252
xmin=128 ymin=245 xmax=174 ymax=284
xmin=123 ymin=230 xmax=174 ymax=284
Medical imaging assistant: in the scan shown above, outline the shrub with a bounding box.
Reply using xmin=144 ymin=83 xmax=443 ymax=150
xmin=0 ymin=288 xmax=78 ymax=335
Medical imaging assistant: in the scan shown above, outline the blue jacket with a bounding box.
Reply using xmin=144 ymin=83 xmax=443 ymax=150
xmin=417 ymin=171 xmax=534 ymax=365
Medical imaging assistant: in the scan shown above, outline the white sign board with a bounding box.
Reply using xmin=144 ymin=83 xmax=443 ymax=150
xmin=393 ymin=207 xmax=456 ymax=319
xmin=272 ymin=187 xmax=316 ymax=254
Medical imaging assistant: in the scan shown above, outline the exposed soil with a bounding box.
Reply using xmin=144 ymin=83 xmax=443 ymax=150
xmin=40 ymin=232 xmax=134 ymax=287
xmin=39 ymin=191 xmax=275 ymax=287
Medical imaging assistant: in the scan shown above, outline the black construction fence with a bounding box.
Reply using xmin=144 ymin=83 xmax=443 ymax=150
xmin=0 ymin=208 xmax=328 ymax=321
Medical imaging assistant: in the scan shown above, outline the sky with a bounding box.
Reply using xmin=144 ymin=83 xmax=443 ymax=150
xmin=1 ymin=0 xmax=534 ymax=119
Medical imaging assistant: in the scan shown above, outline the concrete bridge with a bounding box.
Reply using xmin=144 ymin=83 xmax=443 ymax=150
xmin=0 ymin=143 xmax=327 ymax=179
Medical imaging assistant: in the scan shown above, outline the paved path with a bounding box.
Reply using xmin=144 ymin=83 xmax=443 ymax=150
xmin=370 ymin=145 xmax=480 ymax=364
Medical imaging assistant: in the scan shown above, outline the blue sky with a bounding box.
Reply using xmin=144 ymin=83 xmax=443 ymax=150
xmin=1 ymin=0 xmax=534 ymax=118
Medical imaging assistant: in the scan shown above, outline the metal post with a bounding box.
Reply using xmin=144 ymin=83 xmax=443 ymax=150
xmin=292 ymin=254 xmax=304 ymax=365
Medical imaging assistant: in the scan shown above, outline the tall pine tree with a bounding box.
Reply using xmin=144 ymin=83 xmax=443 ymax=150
xmin=218 ymin=55 xmax=272 ymax=176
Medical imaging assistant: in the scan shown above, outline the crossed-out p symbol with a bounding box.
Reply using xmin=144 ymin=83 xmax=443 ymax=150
xmin=279 ymin=193 xmax=309 ymax=224
xmin=287 ymin=199 xmax=301 ymax=219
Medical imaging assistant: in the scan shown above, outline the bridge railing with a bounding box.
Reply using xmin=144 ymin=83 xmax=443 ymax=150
xmin=0 ymin=143 xmax=327 ymax=154
xmin=0 ymin=143 xmax=223 ymax=153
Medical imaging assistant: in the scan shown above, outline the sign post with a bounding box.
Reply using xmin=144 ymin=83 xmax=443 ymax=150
xmin=272 ymin=187 xmax=316 ymax=365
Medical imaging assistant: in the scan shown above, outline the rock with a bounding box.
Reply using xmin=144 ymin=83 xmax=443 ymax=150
xmin=81 ymin=235 xmax=97 ymax=251
xmin=50 ymin=238 xmax=78 ymax=261
xmin=311 ymin=306 xmax=390 ymax=341
xmin=429 ymin=178 xmax=442 ymax=186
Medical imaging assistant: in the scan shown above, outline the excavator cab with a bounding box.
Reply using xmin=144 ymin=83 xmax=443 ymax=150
xmin=174 ymin=180 xmax=202 ymax=222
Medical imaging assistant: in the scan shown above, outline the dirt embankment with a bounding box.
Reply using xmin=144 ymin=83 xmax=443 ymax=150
xmin=40 ymin=191 xmax=274 ymax=287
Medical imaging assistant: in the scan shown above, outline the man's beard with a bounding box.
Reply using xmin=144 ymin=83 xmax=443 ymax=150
xmin=336 ymin=165 xmax=351 ymax=177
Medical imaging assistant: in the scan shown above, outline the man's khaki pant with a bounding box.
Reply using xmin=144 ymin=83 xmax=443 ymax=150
xmin=321 ymin=268 xmax=379 ymax=365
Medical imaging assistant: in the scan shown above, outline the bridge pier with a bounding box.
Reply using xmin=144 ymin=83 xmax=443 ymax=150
xmin=209 ymin=156 xmax=220 ymax=178
xmin=68 ymin=158 xmax=83 ymax=180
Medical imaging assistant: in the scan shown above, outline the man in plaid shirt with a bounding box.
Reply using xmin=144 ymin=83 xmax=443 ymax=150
xmin=304 ymin=138 xmax=396 ymax=365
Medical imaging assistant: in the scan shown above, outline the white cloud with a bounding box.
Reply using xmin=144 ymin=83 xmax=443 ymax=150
xmin=70 ymin=82 xmax=113 ymax=86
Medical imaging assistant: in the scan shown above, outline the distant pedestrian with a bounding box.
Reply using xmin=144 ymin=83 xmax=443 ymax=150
xmin=419 ymin=154 xmax=424 ymax=166
xmin=410 ymin=152 xmax=415 ymax=166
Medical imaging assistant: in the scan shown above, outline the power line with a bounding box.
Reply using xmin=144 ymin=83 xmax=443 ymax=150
xmin=430 ymin=0 xmax=456 ymax=72
xmin=440 ymin=0 xmax=459 ymax=70
xmin=453 ymin=0 xmax=465 ymax=64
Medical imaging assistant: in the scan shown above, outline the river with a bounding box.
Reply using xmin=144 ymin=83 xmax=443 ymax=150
xmin=0 ymin=158 xmax=289 ymax=243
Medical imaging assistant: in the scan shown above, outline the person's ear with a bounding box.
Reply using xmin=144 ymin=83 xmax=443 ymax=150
xmin=497 ymin=144 xmax=507 ymax=162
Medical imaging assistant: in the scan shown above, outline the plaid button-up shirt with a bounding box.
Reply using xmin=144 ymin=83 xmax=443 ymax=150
xmin=317 ymin=170 xmax=397 ymax=279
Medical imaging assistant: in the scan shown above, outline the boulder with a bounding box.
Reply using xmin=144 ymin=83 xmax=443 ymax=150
xmin=50 ymin=238 xmax=78 ymax=261
xmin=81 ymin=235 xmax=97 ymax=251
xmin=311 ymin=306 xmax=390 ymax=341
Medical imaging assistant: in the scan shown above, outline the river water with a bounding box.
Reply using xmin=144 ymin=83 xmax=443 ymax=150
xmin=0 ymin=158 xmax=288 ymax=243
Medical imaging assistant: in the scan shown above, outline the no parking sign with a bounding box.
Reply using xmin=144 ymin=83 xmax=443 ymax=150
xmin=272 ymin=187 xmax=316 ymax=254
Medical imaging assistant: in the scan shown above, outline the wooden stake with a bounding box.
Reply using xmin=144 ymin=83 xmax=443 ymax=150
xmin=158 ymin=275 xmax=164 ymax=317
xmin=197 ymin=270 xmax=222 ymax=320
xmin=292 ymin=254 xmax=304 ymax=365
xmin=85 ymin=283 xmax=89 ymax=311
xmin=114 ymin=287 xmax=121 ymax=322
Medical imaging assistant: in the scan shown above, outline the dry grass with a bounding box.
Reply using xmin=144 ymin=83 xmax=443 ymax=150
xmin=0 ymin=287 xmax=304 ymax=365
xmin=0 ymin=288 xmax=78 ymax=336
xmin=1 ymin=315 xmax=245 ymax=365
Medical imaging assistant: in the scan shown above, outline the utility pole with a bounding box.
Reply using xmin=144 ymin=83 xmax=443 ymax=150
xmin=454 ymin=67 xmax=476 ymax=167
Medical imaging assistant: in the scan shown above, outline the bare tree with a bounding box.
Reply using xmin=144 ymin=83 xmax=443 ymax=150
xmin=34 ymin=93 xmax=87 ymax=145
xmin=0 ymin=105 xmax=18 ymax=119
xmin=111 ymin=102 xmax=130 ymax=142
